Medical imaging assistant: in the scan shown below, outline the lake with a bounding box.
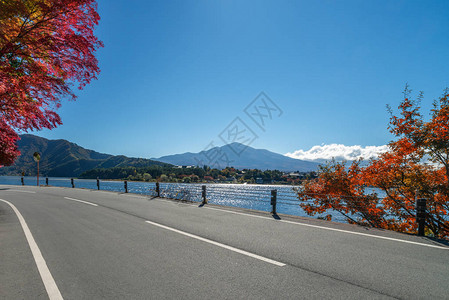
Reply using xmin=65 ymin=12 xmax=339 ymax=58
xmin=0 ymin=176 xmax=358 ymax=222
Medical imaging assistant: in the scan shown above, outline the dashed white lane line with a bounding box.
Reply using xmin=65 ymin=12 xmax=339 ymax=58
xmin=145 ymin=220 xmax=286 ymax=267
xmin=63 ymin=197 xmax=98 ymax=207
xmin=0 ymin=198 xmax=64 ymax=300
xmin=7 ymin=190 xmax=36 ymax=193
xmin=154 ymin=199 xmax=449 ymax=250
xmin=201 ymin=206 xmax=449 ymax=250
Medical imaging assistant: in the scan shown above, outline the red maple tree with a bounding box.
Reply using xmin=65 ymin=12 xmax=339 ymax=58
xmin=296 ymin=86 xmax=449 ymax=238
xmin=0 ymin=0 xmax=103 ymax=165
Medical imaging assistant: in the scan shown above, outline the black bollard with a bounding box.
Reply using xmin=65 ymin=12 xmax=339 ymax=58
xmin=97 ymin=178 xmax=100 ymax=190
xmin=124 ymin=180 xmax=128 ymax=193
xmin=202 ymin=185 xmax=207 ymax=204
xmin=156 ymin=182 xmax=160 ymax=197
xmin=416 ymin=198 xmax=427 ymax=236
xmin=71 ymin=178 xmax=75 ymax=188
xmin=21 ymin=177 xmax=24 ymax=186
xmin=271 ymin=190 xmax=277 ymax=214
xmin=46 ymin=177 xmax=48 ymax=186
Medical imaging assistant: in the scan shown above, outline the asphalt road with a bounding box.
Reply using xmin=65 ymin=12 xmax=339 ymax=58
xmin=1 ymin=185 xmax=448 ymax=299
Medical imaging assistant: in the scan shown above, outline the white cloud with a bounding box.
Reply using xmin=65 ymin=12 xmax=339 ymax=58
xmin=285 ymin=144 xmax=389 ymax=162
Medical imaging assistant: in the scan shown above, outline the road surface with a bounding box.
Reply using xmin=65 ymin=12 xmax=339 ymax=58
xmin=1 ymin=185 xmax=448 ymax=299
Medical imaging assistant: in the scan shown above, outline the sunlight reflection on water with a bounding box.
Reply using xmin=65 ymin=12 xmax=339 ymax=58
xmin=1 ymin=176 xmax=379 ymax=222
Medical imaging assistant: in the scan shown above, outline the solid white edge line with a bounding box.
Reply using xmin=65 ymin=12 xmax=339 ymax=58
xmin=145 ymin=220 xmax=286 ymax=267
xmin=279 ymin=219 xmax=449 ymax=250
xmin=121 ymin=194 xmax=147 ymax=199
xmin=204 ymin=206 xmax=449 ymax=250
xmin=63 ymin=197 xmax=98 ymax=207
xmin=0 ymin=198 xmax=64 ymax=300
xmin=191 ymin=204 xmax=449 ymax=250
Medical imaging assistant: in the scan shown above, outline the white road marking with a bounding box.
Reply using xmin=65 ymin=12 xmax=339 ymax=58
xmin=145 ymin=220 xmax=286 ymax=267
xmin=63 ymin=197 xmax=98 ymax=207
xmin=203 ymin=206 xmax=274 ymax=221
xmin=166 ymin=202 xmax=449 ymax=250
xmin=0 ymin=198 xmax=64 ymax=300
xmin=121 ymin=194 xmax=147 ymax=199
xmin=7 ymin=190 xmax=36 ymax=193
xmin=204 ymin=206 xmax=449 ymax=250
xmin=278 ymin=219 xmax=449 ymax=250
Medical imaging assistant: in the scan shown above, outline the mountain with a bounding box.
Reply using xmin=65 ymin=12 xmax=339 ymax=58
xmin=0 ymin=135 xmax=318 ymax=176
xmin=155 ymin=142 xmax=320 ymax=172
xmin=0 ymin=134 xmax=170 ymax=177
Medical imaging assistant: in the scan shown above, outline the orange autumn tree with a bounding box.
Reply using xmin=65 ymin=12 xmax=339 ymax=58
xmin=296 ymin=87 xmax=449 ymax=238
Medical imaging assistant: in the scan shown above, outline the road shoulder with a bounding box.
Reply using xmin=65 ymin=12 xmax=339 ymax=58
xmin=0 ymin=200 xmax=47 ymax=299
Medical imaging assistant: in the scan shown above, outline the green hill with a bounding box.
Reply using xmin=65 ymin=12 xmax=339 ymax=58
xmin=0 ymin=134 xmax=170 ymax=177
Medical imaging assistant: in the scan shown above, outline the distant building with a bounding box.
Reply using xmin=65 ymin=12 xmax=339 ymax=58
xmin=226 ymin=176 xmax=237 ymax=182
xmin=256 ymin=177 xmax=263 ymax=184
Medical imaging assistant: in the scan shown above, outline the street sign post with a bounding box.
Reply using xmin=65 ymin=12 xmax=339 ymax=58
xmin=33 ymin=152 xmax=41 ymax=186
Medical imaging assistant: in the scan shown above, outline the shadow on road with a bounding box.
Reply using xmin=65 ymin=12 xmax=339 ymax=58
xmin=272 ymin=213 xmax=281 ymax=220
xmin=423 ymin=236 xmax=449 ymax=247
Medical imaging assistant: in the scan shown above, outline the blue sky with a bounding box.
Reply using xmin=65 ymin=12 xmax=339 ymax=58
xmin=34 ymin=0 xmax=449 ymax=160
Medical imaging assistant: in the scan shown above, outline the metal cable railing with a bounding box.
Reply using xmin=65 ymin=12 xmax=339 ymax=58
xmin=3 ymin=176 xmax=440 ymax=232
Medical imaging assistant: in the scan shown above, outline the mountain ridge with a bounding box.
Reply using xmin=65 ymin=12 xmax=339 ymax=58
xmin=0 ymin=134 xmax=169 ymax=177
xmin=156 ymin=142 xmax=319 ymax=172
xmin=0 ymin=135 xmax=319 ymax=176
